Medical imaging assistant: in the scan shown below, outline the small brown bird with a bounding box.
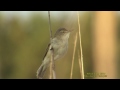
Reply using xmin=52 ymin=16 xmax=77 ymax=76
xmin=36 ymin=28 xmax=72 ymax=79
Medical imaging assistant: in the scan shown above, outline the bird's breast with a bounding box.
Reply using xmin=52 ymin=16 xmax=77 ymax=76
xmin=52 ymin=38 xmax=68 ymax=60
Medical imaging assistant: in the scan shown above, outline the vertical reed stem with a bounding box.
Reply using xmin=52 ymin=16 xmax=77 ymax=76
xmin=48 ymin=11 xmax=56 ymax=79
xmin=70 ymin=33 xmax=78 ymax=79
xmin=77 ymin=11 xmax=84 ymax=79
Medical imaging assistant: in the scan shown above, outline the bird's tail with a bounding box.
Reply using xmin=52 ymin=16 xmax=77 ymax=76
xmin=36 ymin=63 xmax=47 ymax=79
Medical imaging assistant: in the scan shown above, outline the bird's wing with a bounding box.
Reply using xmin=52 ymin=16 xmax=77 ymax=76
xmin=42 ymin=43 xmax=51 ymax=60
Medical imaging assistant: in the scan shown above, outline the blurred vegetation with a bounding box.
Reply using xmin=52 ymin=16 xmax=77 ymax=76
xmin=0 ymin=12 xmax=119 ymax=79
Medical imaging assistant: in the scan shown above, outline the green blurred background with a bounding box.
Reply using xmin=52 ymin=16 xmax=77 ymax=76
xmin=0 ymin=11 xmax=119 ymax=79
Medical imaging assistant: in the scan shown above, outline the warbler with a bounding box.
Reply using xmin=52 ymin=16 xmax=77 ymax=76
xmin=36 ymin=28 xmax=72 ymax=79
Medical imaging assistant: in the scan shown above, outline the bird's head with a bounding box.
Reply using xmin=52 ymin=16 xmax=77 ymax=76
xmin=54 ymin=28 xmax=73 ymax=40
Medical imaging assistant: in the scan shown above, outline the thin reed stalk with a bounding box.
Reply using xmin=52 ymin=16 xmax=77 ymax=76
xmin=78 ymin=51 xmax=83 ymax=79
xmin=77 ymin=11 xmax=84 ymax=79
xmin=70 ymin=33 xmax=78 ymax=79
xmin=48 ymin=11 xmax=56 ymax=79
